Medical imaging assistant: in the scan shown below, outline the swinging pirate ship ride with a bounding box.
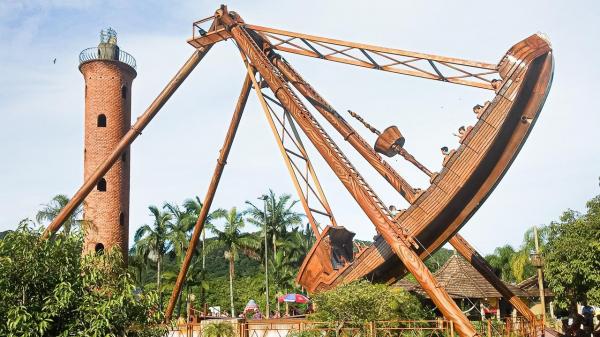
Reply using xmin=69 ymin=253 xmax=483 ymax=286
xmin=43 ymin=5 xmax=553 ymax=337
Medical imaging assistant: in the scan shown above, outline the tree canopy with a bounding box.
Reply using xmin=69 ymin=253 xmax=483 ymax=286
xmin=544 ymin=196 xmax=600 ymax=310
xmin=310 ymin=280 xmax=428 ymax=323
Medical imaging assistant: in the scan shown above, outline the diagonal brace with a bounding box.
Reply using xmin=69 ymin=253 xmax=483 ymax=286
xmin=164 ymin=74 xmax=253 ymax=321
xmin=449 ymin=234 xmax=538 ymax=323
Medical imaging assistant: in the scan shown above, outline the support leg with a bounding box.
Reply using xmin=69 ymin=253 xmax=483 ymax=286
xmin=42 ymin=47 xmax=212 ymax=238
xmin=164 ymin=74 xmax=253 ymax=321
xmin=449 ymin=234 xmax=537 ymax=322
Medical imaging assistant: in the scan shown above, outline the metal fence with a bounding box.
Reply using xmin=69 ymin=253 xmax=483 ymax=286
xmin=78 ymin=47 xmax=137 ymax=70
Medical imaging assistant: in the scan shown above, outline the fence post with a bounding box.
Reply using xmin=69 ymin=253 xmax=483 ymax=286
xmin=369 ymin=321 xmax=376 ymax=337
xmin=241 ymin=321 xmax=247 ymax=337
xmin=487 ymin=319 xmax=492 ymax=337
xmin=450 ymin=320 xmax=454 ymax=337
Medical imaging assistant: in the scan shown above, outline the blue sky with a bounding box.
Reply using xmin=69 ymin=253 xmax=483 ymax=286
xmin=1 ymin=0 xmax=599 ymax=254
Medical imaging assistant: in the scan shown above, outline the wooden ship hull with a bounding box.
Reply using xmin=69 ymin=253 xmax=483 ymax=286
xmin=298 ymin=33 xmax=554 ymax=293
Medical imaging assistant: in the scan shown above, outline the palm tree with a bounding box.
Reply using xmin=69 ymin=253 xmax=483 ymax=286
xmin=183 ymin=197 xmax=220 ymax=269
xmin=36 ymin=194 xmax=84 ymax=235
xmin=485 ymin=245 xmax=517 ymax=281
xmin=185 ymin=254 xmax=210 ymax=316
xmin=164 ymin=201 xmax=197 ymax=316
xmin=208 ymin=207 xmax=259 ymax=317
xmin=133 ymin=205 xmax=172 ymax=308
xmin=279 ymin=226 xmax=314 ymax=266
xmin=164 ymin=198 xmax=222 ymax=316
xmin=483 ymin=226 xmax=550 ymax=283
xmin=510 ymin=226 xmax=550 ymax=282
xmin=270 ymin=251 xmax=297 ymax=293
xmin=246 ymin=190 xmax=303 ymax=257
xmin=164 ymin=202 xmax=195 ymax=266
xmin=128 ymin=246 xmax=149 ymax=287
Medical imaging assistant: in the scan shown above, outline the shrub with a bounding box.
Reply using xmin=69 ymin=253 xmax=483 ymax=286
xmin=310 ymin=280 xmax=428 ymax=323
xmin=287 ymin=330 xmax=322 ymax=337
xmin=0 ymin=222 xmax=165 ymax=337
xmin=204 ymin=321 xmax=236 ymax=337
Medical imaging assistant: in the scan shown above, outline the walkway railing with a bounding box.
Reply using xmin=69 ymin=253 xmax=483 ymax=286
xmin=79 ymin=47 xmax=137 ymax=70
xmin=166 ymin=317 xmax=543 ymax=337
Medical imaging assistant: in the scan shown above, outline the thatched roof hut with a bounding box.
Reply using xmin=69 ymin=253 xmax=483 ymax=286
xmin=396 ymin=253 xmax=528 ymax=299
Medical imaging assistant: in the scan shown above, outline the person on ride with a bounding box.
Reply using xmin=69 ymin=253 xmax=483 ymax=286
xmin=491 ymin=79 xmax=503 ymax=92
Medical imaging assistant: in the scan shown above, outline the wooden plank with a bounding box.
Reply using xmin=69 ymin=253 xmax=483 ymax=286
xmin=467 ymin=122 xmax=497 ymax=154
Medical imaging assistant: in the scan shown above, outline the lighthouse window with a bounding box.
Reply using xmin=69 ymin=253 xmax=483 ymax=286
xmin=97 ymin=178 xmax=107 ymax=191
xmin=119 ymin=212 xmax=125 ymax=226
xmin=121 ymin=85 xmax=127 ymax=99
xmin=97 ymin=114 xmax=107 ymax=127
xmin=95 ymin=243 xmax=105 ymax=255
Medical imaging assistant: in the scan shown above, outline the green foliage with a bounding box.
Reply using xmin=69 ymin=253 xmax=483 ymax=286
xmin=208 ymin=207 xmax=260 ymax=316
xmin=0 ymin=223 xmax=165 ymax=337
xmin=132 ymin=191 xmax=310 ymax=315
xmin=203 ymin=321 xmax=235 ymax=337
xmin=424 ymin=247 xmax=453 ymax=272
xmin=484 ymin=226 xmax=550 ymax=283
xmin=310 ymin=280 xmax=428 ymax=323
xmin=481 ymin=191 xmax=600 ymax=311
xmin=287 ymin=331 xmax=322 ymax=337
xmin=485 ymin=245 xmax=517 ymax=282
xmin=0 ymin=230 xmax=11 ymax=239
xmin=35 ymin=194 xmax=84 ymax=236
xmin=544 ymin=196 xmax=600 ymax=309
xmin=245 ymin=189 xmax=304 ymax=258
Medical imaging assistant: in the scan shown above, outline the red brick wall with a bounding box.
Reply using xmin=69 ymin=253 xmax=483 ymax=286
xmin=80 ymin=60 xmax=136 ymax=263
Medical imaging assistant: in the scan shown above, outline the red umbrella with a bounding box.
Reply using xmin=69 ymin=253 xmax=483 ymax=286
xmin=277 ymin=293 xmax=309 ymax=303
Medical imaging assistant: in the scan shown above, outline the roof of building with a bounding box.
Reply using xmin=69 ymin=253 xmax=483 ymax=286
xmin=396 ymin=253 xmax=529 ymax=299
xmin=517 ymin=275 xmax=553 ymax=297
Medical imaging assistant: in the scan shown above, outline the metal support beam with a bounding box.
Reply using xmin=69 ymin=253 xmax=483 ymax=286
xmin=164 ymin=74 xmax=253 ymax=321
xmin=271 ymin=56 xmax=418 ymax=204
xmin=449 ymin=234 xmax=538 ymax=323
xmin=222 ymin=11 xmax=478 ymax=337
xmin=42 ymin=47 xmax=212 ymax=239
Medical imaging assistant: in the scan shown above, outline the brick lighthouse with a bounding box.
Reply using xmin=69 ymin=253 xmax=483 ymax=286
xmin=79 ymin=28 xmax=136 ymax=263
